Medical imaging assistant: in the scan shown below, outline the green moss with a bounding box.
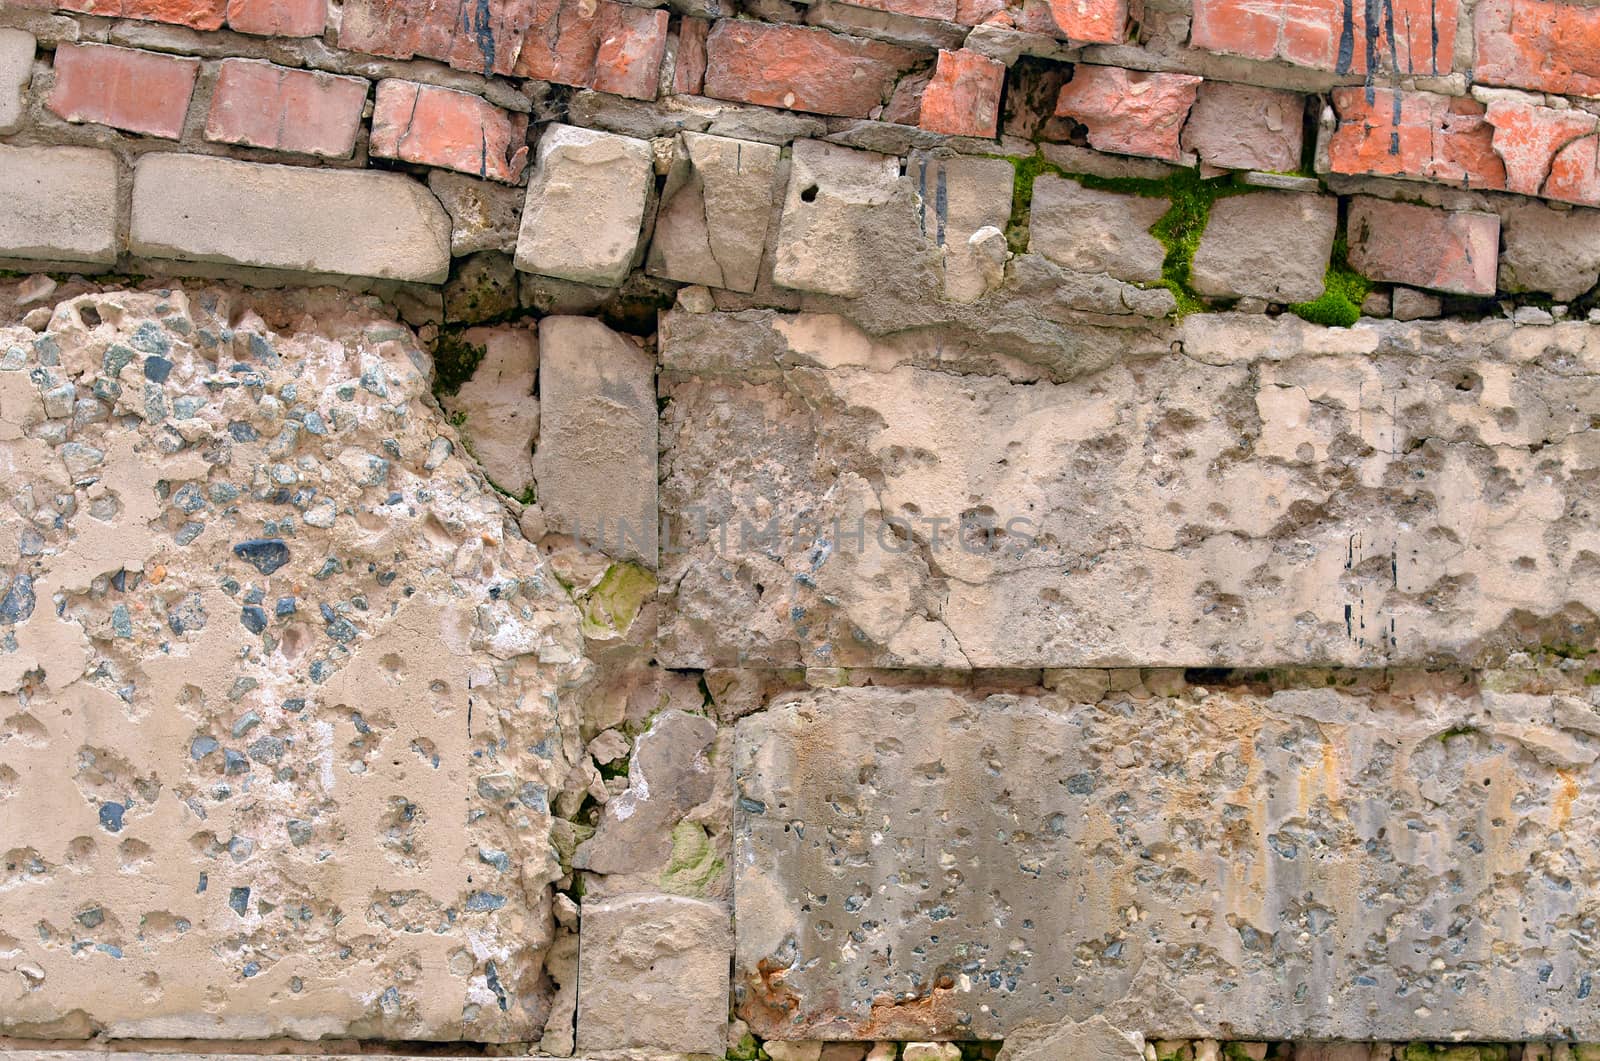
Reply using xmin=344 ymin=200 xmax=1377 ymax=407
xmin=727 ymin=1031 xmax=760 ymax=1061
xmin=579 ymin=562 xmax=657 ymax=639
xmin=431 ymin=329 xmax=487 ymax=398
xmin=1547 ymin=641 xmax=1595 ymax=660
xmin=1289 ymin=235 xmax=1371 ymax=328
xmin=659 ymin=820 xmax=726 ymax=896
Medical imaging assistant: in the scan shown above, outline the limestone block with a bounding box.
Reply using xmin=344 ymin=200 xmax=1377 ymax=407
xmin=441 ymin=325 xmax=538 ymax=499
xmin=533 ymin=315 xmax=659 ymax=565
xmin=0 ymin=287 xmax=585 ymax=1039
xmin=735 ymin=683 xmax=1600 ymax=1039
xmin=1497 ymin=199 xmax=1600 ymax=301
xmin=130 ymin=154 xmax=450 ymax=282
xmin=514 ymin=123 xmax=653 ymax=287
xmin=659 ymin=309 xmax=1600 ymax=668
xmin=647 ymin=130 xmax=781 ymax=294
xmin=1190 ymin=191 xmax=1337 ymax=303
xmin=772 ymin=139 xmax=903 ymax=298
xmin=0 ymin=28 xmax=34 ymax=134
xmin=0 ymin=145 xmax=118 ymax=266
xmin=909 ymin=152 xmax=1014 ymax=303
xmin=1028 ymin=174 xmax=1167 ymax=283
xmin=574 ymin=708 xmax=716 ymax=874
xmin=576 ymin=893 xmax=731 ymax=1054
xmin=429 ymin=170 xmax=523 ymax=257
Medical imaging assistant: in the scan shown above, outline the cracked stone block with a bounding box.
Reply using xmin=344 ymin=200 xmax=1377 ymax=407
xmin=429 ymin=170 xmax=523 ymax=257
xmin=514 ymin=123 xmax=653 ymax=287
xmin=441 ymin=325 xmax=539 ymax=499
xmin=0 ymin=286 xmax=585 ymax=1038
xmin=646 ymin=130 xmax=781 ymax=294
xmin=0 ymin=28 xmax=33 ymax=135
xmin=1497 ymin=200 xmax=1600 ymax=301
xmin=997 ymin=1017 xmax=1145 ymax=1061
xmin=1189 ymin=191 xmax=1337 ymax=303
xmin=658 ymin=308 xmax=1600 ymax=668
xmin=533 ymin=315 xmax=659 ymax=566
xmin=574 ymin=708 xmax=716 ymax=874
xmin=576 ymin=893 xmax=731 ymax=1055
xmin=0 ymin=144 xmax=119 ymax=266
xmin=1028 ymin=174 xmax=1167 ymax=283
xmin=1347 ymin=196 xmax=1500 ymax=296
xmin=909 ymin=152 xmax=1014 ymax=303
xmin=735 ymin=682 xmax=1600 ymax=1039
xmin=773 ymin=139 xmax=906 ymax=298
xmin=130 ymin=154 xmax=450 ymax=282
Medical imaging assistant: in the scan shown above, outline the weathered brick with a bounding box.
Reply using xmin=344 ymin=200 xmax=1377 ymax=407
xmin=47 ymin=42 xmax=199 ymax=140
xmin=1475 ymin=0 xmax=1600 ymax=96
xmin=0 ymin=144 xmax=119 ymax=265
xmin=1054 ymin=65 xmax=1199 ymax=162
xmin=205 ymin=59 xmax=366 ymax=158
xmin=918 ymin=49 xmax=1003 ymax=138
xmin=674 ymin=17 xmax=708 ymax=95
xmin=370 ymin=81 xmax=529 ymax=182
xmin=835 ymin=0 xmax=957 ymax=20
xmin=513 ymin=0 xmax=667 ymax=100
xmin=50 ymin=0 xmax=226 ymax=30
xmin=702 ymin=21 xmax=923 ymax=119
xmin=1328 ymin=88 xmax=1506 ymax=190
xmin=1347 ymin=196 xmax=1499 ymax=296
xmin=1484 ymin=97 xmax=1599 ymax=201
xmin=1190 ymin=0 xmax=1456 ymax=75
xmin=226 ymin=0 xmax=324 ymax=36
xmin=1180 ymin=81 xmax=1304 ymax=174
xmin=130 ymin=153 xmax=450 ymax=282
xmin=338 ymin=0 xmax=534 ymax=76
xmin=0 ymin=29 xmax=33 ymax=136
xmin=1047 ymin=0 xmax=1126 ymax=43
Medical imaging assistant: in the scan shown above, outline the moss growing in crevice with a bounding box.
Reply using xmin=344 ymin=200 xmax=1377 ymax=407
xmin=1289 ymin=234 xmax=1371 ymax=328
xmin=1000 ymin=153 xmax=1248 ymax=319
xmin=431 ymin=327 xmax=488 ymax=398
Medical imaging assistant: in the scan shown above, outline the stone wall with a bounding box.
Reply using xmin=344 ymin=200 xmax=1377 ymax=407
xmin=3 ymin=0 xmax=1600 ymax=1057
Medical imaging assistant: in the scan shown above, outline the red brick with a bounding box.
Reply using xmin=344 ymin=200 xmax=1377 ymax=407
xmin=205 ymin=58 xmax=366 ymax=158
xmin=47 ymin=42 xmax=198 ymax=139
xmin=701 ymin=21 xmax=923 ymax=119
xmin=1347 ymin=197 xmax=1499 ymax=296
xmin=1475 ymin=0 xmax=1600 ymax=96
xmin=1483 ymin=97 xmax=1598 ymax=199
xmin=918 ymin=49 xmax=1003 ymax=138
xmin=592 ymin=4 xmax=668 ymax=99
xmin=338 ymin=0 xmax=535 ymax=76
xmin=1190 ymin=0 xmax=1456 ymax=75
xmin=226 ymin=0 xmax=324 ymax=36
xmin=674 ymin=17 xmax=709 ymax=95
xmin=50 ymin=0 xmax=226 ymax=29
xmin=836 ymin=0 xmax=957 ymax=20
xmin=1047 ymin=0 xmax=1126 ymax=43
xmin=1054 ymin=64 xmax=1199 ymax=162
xmin=514 ymin=0 xmax=667 ymax=100
xmin=370 ymin=79 xmax=529 ymax=182
xmin=1180 ymin=81 xmax=1304 ymax=173
xmin=1328 ymin=88 xmax=1506 ymax=190
xmin=1547 ymin=135 xmax=1600 ymax=206
xmin=956 ymin=0 xmax=1006 ymax=23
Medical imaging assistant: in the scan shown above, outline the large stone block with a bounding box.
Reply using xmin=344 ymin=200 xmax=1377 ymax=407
xmin=1029 ymin=174 xmax=1167 ymax=283
xmin=533 ymin=316 xmax=658 ymax=565
xmin=0 ymin=28 xmax=33 ymax=135
xmin=129 ymin=153 xmax=450 ymax=282
xmin=1189 ymin=191 xmax=1337 ymax=303
xmin=1497 ymin=200 xmax=1600 ymax=301
xmin=910 ymin=153 xmax=1013 ymax=303
xmin=0 ymin=286 xmax=585 ymax=1039
xmin=772 ymin=139 xmax=903 ymax=298
xmin=735 ymin=680 xmax=1600 ymax=1040
xmin=0 ymin=144 xmax=119 ymax=266
xmin=658 ymin=310 xmax=1600 ymax=668
xmin=514 ymin=124 xmax=653 ymax=287
xmin=576 ymin=893 xmax=731 ymax=1054
xmin=647 ymin=131 xmax=781 ymax=294
xmin=441 ymin=325 xmax=539 ymax=499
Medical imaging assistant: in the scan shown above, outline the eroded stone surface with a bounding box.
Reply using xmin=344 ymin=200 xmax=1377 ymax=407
xmin=735 ymin=678 xmax=1600 ymax=1039
xmin=0 ymin=286 xmax=587 ymax=1039
xmin=0 ymin=145 xmax=119 ymax=266
xmin=441 ymin=325 xmax=538 ymax=498
xmin=773 ymin=140 xmax=905 ymax=299
xmin=514 ymin=124 xmax=653 ymax=287
xmin=647 ymin=131 xmax=781 ymax=294
xmin=1028 ymin=175 xmax=1167 ymax=283
xmin=660 ymin=309 xmax=1600 ymax=668
xmin=0 ymin=29 xmax=33 ymax=136
xmin=1189 ymin=191 xmax=1336 ymax=303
